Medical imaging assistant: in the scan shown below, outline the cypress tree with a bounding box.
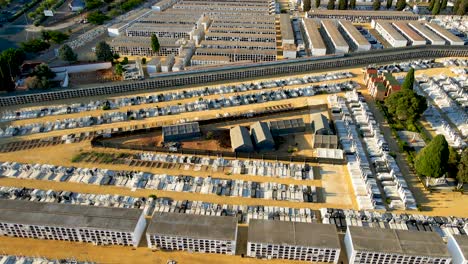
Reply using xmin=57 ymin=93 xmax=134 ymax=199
xmin=327 ymin=0 xmax=335 ymax=9
xmin=349 ymin=0 xmax=356 ymax=8
xmin=401 ymin=68 xmax=415 ymax=90
xmin=315 ymin=0 xmax=321 ymax=8
xmin=415 ymin=135 xmax=450 ymax=178
xmin=441 ymin=0 xmax=448 ymax=9
xmin=303 ymin=0 xmax=312 ymax=11
xmin=338 ymin=0 xmax=346 ymax=9
xmin=373 ymin=0 xmax=381 ymax=10
xmin=453 ymin=0 xmax=461 ymax=13
xmin=432 ymin=0 xmax=441 ymax=14
xmin=386 ymin=0 xmax=393 ymax=9
xmin=428 ymin=0 xmax=436 ymax=10
xmin=396 ymin=0 xmax=406 ymax=10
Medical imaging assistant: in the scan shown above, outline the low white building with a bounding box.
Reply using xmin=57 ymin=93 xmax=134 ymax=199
xmin=372 ymin=20 xmax=407 ymax=48
xmin=146 ymin=213 xmax=238 ymax=255
xmin=344 ymin=226 xmax=452 ymax=264
xmin=0 ymin=199 xmax=146 ymax=248
xmin=247 ymin=220 xmax=341 ymax=263
xmin=447 ymin=234 xmax=468 ymax=264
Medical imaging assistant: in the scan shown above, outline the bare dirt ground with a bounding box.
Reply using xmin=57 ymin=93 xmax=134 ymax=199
xmin=69 ymin=69 xmax=122 ymax=86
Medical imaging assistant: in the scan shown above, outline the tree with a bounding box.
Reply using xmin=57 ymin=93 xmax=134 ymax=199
xmin=373 ymin=0 xmax=381 ymax=10
xmin=48 ymin=31 xmax=69 ymax=44
xmin=115 ymin=64 xmax=124 ymax=76
xmin=414 ymin=135 xmax=449 ymax=178
xmin=122 ymin=57 xmax=129 ymax=65
xmin=455 ymin=0 xmax=466 ymax=15
xmin=20 ymin=39 xmax=50 ymax=53
xmin=0 ymin=48 xmax=25 ymax=92
xmin=349 ymin=0 xmax=356 ymax=8
xmin=386 ymin=0 xmax=393 ymax=9
xmin=385 ymin=89 xmax=427 ymax=122
xmin=85 ymin=0 xmax=103 ymax=9
xmin=327 ymin=0 xmax=335 ymax=9
xmin=41 ymin=30 xmax=51 ymax=42
xmin=338 ymin=0 xmax=348 ymax=9
xmin=453 ymin=0 xmax=461 ymax=13
xmin=151 ymin=34 xmax=160 ymax=53
xmin=395 ymin=0 xmax=406 ymax=10
xmin=58 ymin=44 xmax=77 ymax=63
xmin=87 ymin=11 xmax=109 ymax=25
xmin=315 ymin=0 xmax=321 ymax=8
xmin=401 ymin=68 xmax=415 ymax=90
xmin=95 ymin=41 xmax=114 ymax=62
xmin=141 ymin=58 xmax=146 ymax=64
xmin=447 ymin=146 xmax=460 ymax=178
xmin=303 ymin=0 xmax=311 ymax=11
xmin=432 ymin=0 xmax=441 ymax=14
xmin=441 ymin=0 xmax=448 ymax=9
xmin=457 ymin=149 xmax=468 ymax=186
xmin=31 ymin=63 xmax=56 ymax=80
xmin=24 ymin=76 xmax=50 ymax=90
xmin=428 ymin=0 xmax=436 ymax=10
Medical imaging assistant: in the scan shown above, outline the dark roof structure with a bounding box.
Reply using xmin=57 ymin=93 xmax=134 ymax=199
xmin=269 ymin=118 xmax=305 ymax=135
xmin=147 ymin=212 xmax=238 ymax=241
xmin=248 ymin=219 xmax=340 ymax=249
xmin=162 ymin=122 xmax=201 ymax=142
xmin=313 ymin=134 xmax=338 ymax=149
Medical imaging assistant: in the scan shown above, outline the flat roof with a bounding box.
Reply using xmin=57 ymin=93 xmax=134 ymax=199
xmin=348 ymin=226 xmax=451 ymax=258
xmin=200 ymin=40 xmax=277 ymax=48
xmin=392 ymin=21 xmax=425 ymax=42
xmin=126 ymin=24 xmax=195 ymax=33
xmin=147 ymin=212 xmax=238 ymax=241
xmin=321 ymin=20 xmax=348 ymax=48
xmin=339 ymin=20 xmax=370 ymax=46
xmin=209 ymin=27 xmax=276 ymax=34
xmin=425 ymin=22 xmax=464 ymax=44
xmin=0 ymin=199 xmax=142 ymax=232
xmin=195 ymin=47 xmax=277 ymax=56
xmin=110 ymin=36 xmax=178 ymax=47
xmin=302 ymin=18 xmax=326 ymax=50
xmin=191 ymin=55 xmax=231 ymax=61
xmin=308 ymin=9 xmax=418 ymax=18
xmin=248 ymin=220 xmax=340 ymax=249
xmin=376 ymin=21 xmax=406 ymax=42
xmin=205 ymin=32 xmax=276 ymax=40
xmin=408 ymin=22 xmax=445 ymax=43
xmin=279 ymin=14 xmax=294 ymax=41
xmin=451 ymin=235 xmax=468 ymax=260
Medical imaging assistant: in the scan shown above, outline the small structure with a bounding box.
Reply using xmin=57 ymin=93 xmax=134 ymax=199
xmin=269 ymin=118 xmax=306 ymax=136
xmin=365 ymin=68 xmax=401 ymax=101
xmin=313 ymin=134 xmax=338 ymax=149
xmin=147 ymin=57 xmax=162 ymax=76
xmin=230 ymin=126 xmax=254 ymax=152
xmin=344 ymin=226 xmax=452 ymax=264
xmin=310 ymin=113 xmax=331 ymax=135
xmin=146 ymin=213 xmax=238 ymax=255
xmin=447 ymin=234 xmax=468 ymax=264
xmin=69 ymin=0 xmax=85 ymax=11
xmin=247 ymin=219 xmax=341 ymax=263
xmin=162 ymin=122 xmax=201 ymax=142
xmin=250 ymin=121 xmax=275 ymax=150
